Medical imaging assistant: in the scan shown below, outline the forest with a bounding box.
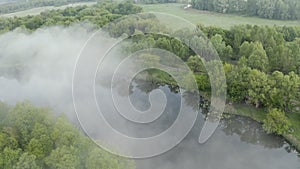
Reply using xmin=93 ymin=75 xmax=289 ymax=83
xmin=0 ymin=0 xmax=96 ymax=14
xmin=0 ymin=2 xmax=142 ymax=169
xmin=191 ymin=0 xmax=300 ymax=20
xmin=0 ymin=1 xmax=142 ymax=32
xmin=137 ymin=0 xmax=300 ymax=20
xmin=0 ymin=1 xmax=300 ymax=168
xmin=0 ymin=102 xmax=134 ymax=169
xmin=117 ymin=20 xmax=300 ymax=137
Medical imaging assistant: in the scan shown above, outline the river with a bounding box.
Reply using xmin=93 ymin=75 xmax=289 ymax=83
xmin=92 ymin=74 xmax=300 ymax=169
xmin=122 ymin=81 xmax=300 ymax=169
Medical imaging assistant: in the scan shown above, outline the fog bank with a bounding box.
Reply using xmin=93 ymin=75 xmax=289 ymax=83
xmin=0 ymin=24 xmax=95 ymax=120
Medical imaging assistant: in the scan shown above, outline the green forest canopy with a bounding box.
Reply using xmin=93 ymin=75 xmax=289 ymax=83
xmin=0 ymin=1 xmax=143 ymax=32
xmin=0 ymin=102 xmax=135 ymax=169
xmin=97 ymin=5 xmax=300 ymax=136
xmin=137 ymin=0 xmax=300 ymax=20
xmin=0 ymin=0 xmax=96 ymax=14
xmin=191 ymin=0 xmax=300 ymax=20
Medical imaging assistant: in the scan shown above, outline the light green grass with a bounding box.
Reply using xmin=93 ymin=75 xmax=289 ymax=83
xmin=225 ymin=104 xmax=267 ymax=122
xmin=287 ymin=113 xmax=300 ymax=140
xmin=141 ymin=3 xmax=300 ymax=29
xmin=1 ymin=2 xmax=97 ymax=17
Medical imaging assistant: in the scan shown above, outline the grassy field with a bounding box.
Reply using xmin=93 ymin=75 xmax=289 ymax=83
xmin=141 ymin=3 xmax=300 ymax=29
xmin=1 ymin=2 xmax=96 ymax=17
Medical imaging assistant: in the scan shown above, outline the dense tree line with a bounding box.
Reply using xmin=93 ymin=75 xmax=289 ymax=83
xmin=199 ymin=25 xmax=300 ymax=134
xmin=199 ymin=24 xmax=300 ymax=74
xmin=0 ymin=102 xmax=134 ymax=169
xmin=0 ymin=0 xmax=96 ymax=14
xmin=106 ymin=15 xmax=300 ymax=134
xmin=135 ymin=0 xmax=176 ymax=4
xmin=197 ymin=25 xmax=300 ymax=118
xmin=0 ymin=0 xmax=17 ymax=5
xmin=191 ymin=0 xmax=300 ymax=20
xmin=106 ymin=16 xmax=300 ymax=117
xmin=0 ymin=1 xmax=143 ymax=33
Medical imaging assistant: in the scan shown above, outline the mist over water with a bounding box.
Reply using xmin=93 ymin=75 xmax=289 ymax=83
xmin=0 ymin=24 xmax=299 ymax=169
xmin=0 ymin=24 xmax=94 ymax=120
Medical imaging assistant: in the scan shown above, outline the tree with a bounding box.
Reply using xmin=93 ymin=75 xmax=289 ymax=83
xmin=246 ymin=0 xmax=258 ymax=16
xmin=191 ymin=0 xmax=300 ymax=19
xmin=0 ymin=101 xmax=134 ymax=169
xmin=7 ymin=102 xmax=52 ymax=147
xmin=225 ymin=64 xmax=251 ymax=102
xmin=186 ymin=55 xmax=205 ymax=73
xmin=0 ymin=148 xmax=21 ymax=169
xmin=45 ymin=146 xmax=80 ymax=169
xmin=247 ymin=51 xmax=269 ymax=72
xmin=239 ymin=41 xmax=252 ymax=59
xmin=269 ymin=71 xmax=300 ymax=111
xmin=263 ymin=108 xmax=291 ymax=135
xmin=247 ymin=69 xmax=270 ymax=107
xmin=195 ymin=74 xmax=210 ymax=91
xmin=210 ymin=34 xmax=233 ymax=60
xmin=0 ymin=102 xmax=10 ymax=126
xmin=257 ymin=0 xmax=276 ymax=19
xmin=13 ymin=153 xmax=41 ymax=169
xmin=239 ymin=41 xmax=269 ymax=72
xmin=26 ymin=135 xmax=53 ymax=160
xmin=51 ymin=116 xmax=80 ymax=148
xmin=85 ymin=149 xmax=134 ymax=169
xmin=230 ymin=25 xmax=251 ymax=55
xmin=0 ymin=2 xmax=143 ymax=34
xmin=213 ymin=0 xmax=229 ymax=13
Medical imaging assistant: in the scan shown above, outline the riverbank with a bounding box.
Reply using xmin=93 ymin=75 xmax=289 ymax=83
xmin=135 ymin=72 xmax=300 ymax=153
xmin=225 ymin=103 xmax=300 ymax=153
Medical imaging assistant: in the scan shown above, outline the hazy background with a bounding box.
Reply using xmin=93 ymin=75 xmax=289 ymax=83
xmin=0 ymin=24 xmax=95 ymax=121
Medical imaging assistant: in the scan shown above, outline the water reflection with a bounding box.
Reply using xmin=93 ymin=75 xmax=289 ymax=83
xmin=94 ymin=70 xmax=300 ymax=168
xmin=221 ymin=116 xmax=285 ymax=149
xmin=128 ymin=80 xmax=300 ymax=169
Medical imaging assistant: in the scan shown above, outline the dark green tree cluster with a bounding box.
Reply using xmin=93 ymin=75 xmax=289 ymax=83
xmin=197 ymin=25 xmax=300 ymax=113
xmin=0 ymin=1 xmax=143 ymax=33
xmin=0 ymin=102 xmax=134 ymax=169
xmin=199 ymin=24 xmax=300 ymax=74
xmin=199 ymin=24 xmax=300 ymax=135
xmin=225 ymin=63 xmax=300 ymax=110
xmin=136 ymin=0 xmax=177 ymax=4
xmin=263 ymin=108 xmax=291 ymax=135
xmin=0 ymin=0 xmax=95 ymax=14
xmin=191 ymin=0 xmax=300 ymax=20
xmin=124 ymin=33 xmax=193 ymax=61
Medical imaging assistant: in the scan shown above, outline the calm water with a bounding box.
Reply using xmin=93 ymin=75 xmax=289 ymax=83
xmin=95 ymin=79 xmax=300 ymax=169
xmin=136 ymin=115 xmax=300 ymax=169
xmin=131 ymin=82 xmax=300 ymax=169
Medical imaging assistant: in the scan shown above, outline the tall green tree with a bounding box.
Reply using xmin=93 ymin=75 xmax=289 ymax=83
xmin=263 ymin=108 xmax=291 ymax=135
xmin=14 ymin=153 xmax=40 ymax=169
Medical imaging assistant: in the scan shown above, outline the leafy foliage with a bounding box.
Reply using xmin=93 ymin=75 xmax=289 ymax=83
xmin=0 ymin=102 xmax=134 ymax=169
xmin=0 ymin=0 xmax=95 ymax=14
xmin=263 ymin=108 xmax=291 ymax=135
xmin=0 ymin=1 xmax=143 ymax=33
xmin=192 ymin=0 xmax=300 ymax=20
